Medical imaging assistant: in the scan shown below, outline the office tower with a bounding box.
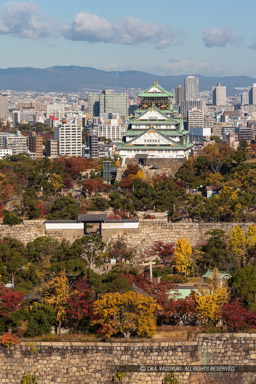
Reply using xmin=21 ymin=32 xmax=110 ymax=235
xmin=184 ymin=76 xmax=199 ymax=101
xmin=0 ymin=131 xmax=27 ymax=155
xmin=46 ymin=104 xmax=65 ymax=119
xmin=28 ymin=133 xmax=43 ymax=159
xmin=88 ymin=90 xmax=128 ymax=118
xmin=88 ymin=93 xmax=100 ymax=117
xmin=88 ymin=129 xmax=99 ymax=158
xmin=0 ymin=93 xmax=8 ymax=120
xmin=54 ymin=118 xmax=82 ymax=157
xmin=212 ymin=83 xmax=226 ymax=106
xmin=175 ymin=85 xmax=184 ymax=105
xmin=188 ymin=108 xmax=204 ymax=129
xmin=241 ymin=92 xmax=249 ymax=105
xmin=46 ymin=139 xmax=58 ymax=158
xmin=238 ymin=126 xmax=253 ymax=142
xmin=179 ymin=100 xmax=205 ymax=118
xmin=12 ymin=110 xmax=20 ymax=129
xmin=96 ymin=119 xmax=126 ymax=141
xmin=249 ymin=84 xmax=256 ymax=105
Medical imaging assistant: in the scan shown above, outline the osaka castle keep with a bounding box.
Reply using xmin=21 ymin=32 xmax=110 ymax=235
xmin=119 ymin=81 xmax=193 ymax=166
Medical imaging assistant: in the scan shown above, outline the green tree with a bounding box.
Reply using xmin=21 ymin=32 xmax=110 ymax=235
xmin=81 ymin=234 xmax=105 ymax=269
xmin=0 ymin=238 xmax=27 ymax=285
xmin=231 ymin=266 xmax=256 ymax=310
xmin=3 ymin=211 xmax=22 ymax=226
xmin=90 ymin=197 xmax=109 ymax=211
xmin=199 ymin=230 xmax=236 ymax=272
xmin=47 ymin=196 xmax=81 ymax=220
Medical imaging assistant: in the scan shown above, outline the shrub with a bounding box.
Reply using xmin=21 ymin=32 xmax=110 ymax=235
xmin=222 ymin=300 xmax=256 ymax=331
xmin=144 ymin=214 xmax=156 ymax=219
xmin=3 ymin=211 xmax=22 ymax=226
xmin=163 ymin=373 xmax=179 ymax=384
xmin=113 ymin=369 xmax=125 ymax=381
xmin=161 ymin=275 xmax=188 ymax=284
xmin=20 ymin=372 xmax=38 ymax=384
xmin=1 ymin=332 xmax=19 ymax=346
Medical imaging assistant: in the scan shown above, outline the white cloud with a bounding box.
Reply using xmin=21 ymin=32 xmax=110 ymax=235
xmin=203 ymin=28 xmax=240 ymax=47
xmin=0 ymin=0 xmax=54 ymax=39
xmin=64 ymin=12 xmax=182 ymax=49
xmin=166 ymin=60 xmax=222 ymax=76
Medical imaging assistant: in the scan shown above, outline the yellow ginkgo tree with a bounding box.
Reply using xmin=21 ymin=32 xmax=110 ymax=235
xmin=174 ymin=238 xmax=192 ymax=276
xmin=93 ymin=291 xmax=161 ymax=339
xmin=230 ymin=225 xmax=256 ymax=267
xmin=42 ymin=270 xmax=72 ymax=335
xmin=195 ymin=268 xmax=229 ymax=325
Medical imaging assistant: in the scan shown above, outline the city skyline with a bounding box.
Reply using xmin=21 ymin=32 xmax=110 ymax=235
xmin=0 ymin=0 xmax=256 ymax=77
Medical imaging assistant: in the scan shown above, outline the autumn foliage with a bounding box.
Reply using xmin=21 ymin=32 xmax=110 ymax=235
xmin=93 ymin=291 xmax=161 ymax=339
xmin=67 ymin=278 xmax=94 ymax=330
xmin=222 ymin=300 xmax=256 ymax=331
xmin=1 ymin=332 xmax=19 ymax=346
xmin=0 ymin=286 xmax=24 ymax=319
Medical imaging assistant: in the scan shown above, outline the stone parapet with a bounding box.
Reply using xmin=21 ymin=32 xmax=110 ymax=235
xmin=0 ymin=335 xmax=255 ymax=383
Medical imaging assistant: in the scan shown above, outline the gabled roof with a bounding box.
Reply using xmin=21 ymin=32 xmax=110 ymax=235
xmin=119 ymin=127 xmax=182 ymax=148
xmin=129 ymin=105 xmax=180 ymax=124
xmin=138 ymin=82 xmax=173 ymax=98
xmin=123 ymin=130 xmax=183 ymax=137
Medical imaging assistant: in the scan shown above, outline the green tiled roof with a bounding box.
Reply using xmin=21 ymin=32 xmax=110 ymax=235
xmin=168 ymin=288 xmax=198 ymax=300
xmin=130 ymin=120 xmax=180 ymax=126
xmin=123 ymin=130 xmax=183 ymax=137
xmin=118 ymin=143 xmax=193 ymax=150
xmin=202 ymin=269 xmax=231 ymax=280
xmin=129 ymin=105 xmax=180 ymax=124
xmin=138 ymin=82 xmax=173 ymax=98
xmin=120 ymin=126 xmax=186 ymax=147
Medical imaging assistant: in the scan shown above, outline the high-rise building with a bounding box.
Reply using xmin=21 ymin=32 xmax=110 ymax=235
xmin=241 ymin=92 xmax=249 ymax=105
xmin=0 ymin=131 xmax=27 ymax=155
xmin=175 ymin=85 xmax=184 ymax=105
xmin=46 ymin=104 xmax=65 ymax=120
xmin=54 ymin=118 xmax=82 ymax=157
xmin=249 ymin=84 xmax=256 ymax=105
xmin=188 ymin=108 xmax=204 ymax=129
xmin=12 ymin=110 xmax=20 ymax=129
xmin=212 ymin=83 xmax=226 ymax=106
xmin=88 ymin=90 xmax=128 ymax=118
xmin=95 ymin=119 xmax=126 ymax=141
xmin=184 ymin=76 xmax=199 ymax=101
xmin=46 ymin=139 xmax=58 ymax=158
xmin=0 ymin=93 xmax=8 ymax=120
xmin=88 ymin=129 xmax=99 ymax=158
xmin=238 ymin=126 xmax=253 ymax=142
xmin=27 ymin=133 xmax=43 ymax=159
xmin=180 ymin=101 xmax=205 ymax=118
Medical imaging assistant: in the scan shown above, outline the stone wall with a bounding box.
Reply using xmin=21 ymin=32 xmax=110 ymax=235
xmin=120 ymin=221 xmax=253 ymax=255
xmin=0 ymin=335 xmax=256 ymax=384
xmin=0 ymin=220 xmax=46 ymax=245
xmin=0 ymin=220 xmax=254 ymax=251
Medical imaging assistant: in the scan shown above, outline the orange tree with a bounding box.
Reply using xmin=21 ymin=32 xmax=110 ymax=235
xmin=93 ymin=291 xmax=161 ymax=339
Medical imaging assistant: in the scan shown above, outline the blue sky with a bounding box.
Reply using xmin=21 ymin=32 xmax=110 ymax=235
xmin=0 ymin=0 xmax=256 ymax=76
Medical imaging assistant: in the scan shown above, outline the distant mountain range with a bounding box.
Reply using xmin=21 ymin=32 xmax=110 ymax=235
xmin=0 ymin=66 xmax=255 ymax=95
